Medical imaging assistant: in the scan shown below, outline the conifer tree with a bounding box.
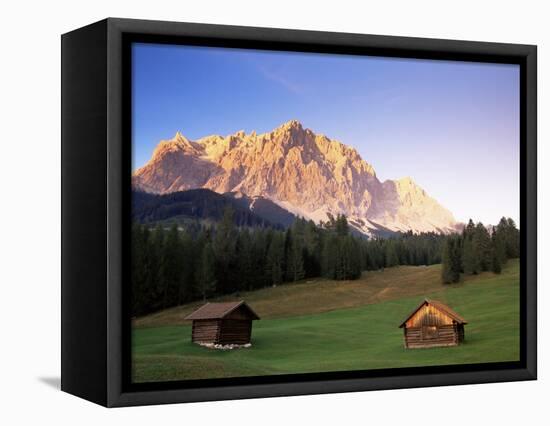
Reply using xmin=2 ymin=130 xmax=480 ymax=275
xmin=341 ymin=235 xmax=361 ymax=279
xmin=462 ymin=235 xmax=477 ymax=275
xmin=266 ymin=233 xmax=285 ymax=286
xmin=286 ymin=228 xmax=305 ymax=282
xmin=149 ymin=224 xmax=166 ymax=311
xmin=303 ymin=220 xmax=321 ymax=277
xmin=492 ymin=223 xmax=507 ymax=265
xmin=491 ymin=249 xmax=502 ymax=274
xmin=321 ymin=233 xmax=339 ymax=279
xmin=213 ymin=206 xmax=237 ymax=293
xmin=236 ymin=230 xmax=254 ymax=294
xmin=385 ymin=240 xmax=399 ymax=268
xmin=160 ymin=223 xmax=182 ymax=308
xmin=195 ymin=241 xmax=217 ymax=301
xmin=505 ymin=218 xmax=520 ymax=258
xmin=491 ymin=228 xmax=503 ymax=274
xmin=335 ymin=214 xmax=349 ymax=237
xmin=442 ymin=236 xmax=461 ymax=283
xmin=473 ymin=222 xmax=492 ymax=271
xmin=131 ymin=224 xmax=148 ymax=315
xmin=250 ymin=229 xmax=270 ymax=290
xmin=441 ymin=239 xmax=453 ymax=283
xmin=178 ymin=228 xmax=194 ymax=304
xmin=464 ymin=219 xmax=476 ymax=238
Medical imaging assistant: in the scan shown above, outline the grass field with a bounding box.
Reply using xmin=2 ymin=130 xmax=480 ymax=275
xmin=132 ymin=259 xmax=520 ymax=383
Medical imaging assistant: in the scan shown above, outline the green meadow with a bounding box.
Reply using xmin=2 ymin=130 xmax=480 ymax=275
xmin=132 ymin=259 xmax=519 ymax=383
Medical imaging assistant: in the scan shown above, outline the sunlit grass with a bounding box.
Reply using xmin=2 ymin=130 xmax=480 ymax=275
xmin=132 ymin=259 xmax=519 ymax=382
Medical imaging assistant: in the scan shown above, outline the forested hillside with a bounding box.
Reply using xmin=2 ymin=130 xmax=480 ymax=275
xmin=131 ymin=207 xmax=478 ymax=317
xmin=132 ymin=189 xmax=292 ymax=229
xmin=441 ymin=218 xmax=520 ymax=283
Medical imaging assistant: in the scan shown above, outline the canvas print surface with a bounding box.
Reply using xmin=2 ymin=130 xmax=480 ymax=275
xmin=130 ymin=43 xmax=520 ymax=383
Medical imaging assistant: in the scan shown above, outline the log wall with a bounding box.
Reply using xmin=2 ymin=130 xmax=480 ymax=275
xmin=191 ymin=319 xmax=253 ymax=345
xmin=404 ymin=324 xmax=459 ymax=348
xmin=219 ymin=320 xmax=252 ymax=345
xmin=191 ymin=319 xmax=220 ymax=344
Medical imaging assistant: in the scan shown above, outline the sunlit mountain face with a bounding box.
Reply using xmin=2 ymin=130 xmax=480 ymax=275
xmin=133 ymin=120 xmax=457 ymax=236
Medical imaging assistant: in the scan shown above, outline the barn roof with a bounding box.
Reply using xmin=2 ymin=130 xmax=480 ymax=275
xmin=184 ymin=301 xmax=260 ymax=320
xmin=399 ymin=299 xmax=468 ymax=328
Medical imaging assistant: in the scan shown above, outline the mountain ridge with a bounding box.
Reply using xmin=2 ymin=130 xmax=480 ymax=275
xmin=133 ymin=120 xmax=457 ymax=235
xmin=132 ymin=188 xmax=295 ymax=229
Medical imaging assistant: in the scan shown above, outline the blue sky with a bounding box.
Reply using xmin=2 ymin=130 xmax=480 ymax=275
xmin=132 ymin=43 xmax=520 ymax=225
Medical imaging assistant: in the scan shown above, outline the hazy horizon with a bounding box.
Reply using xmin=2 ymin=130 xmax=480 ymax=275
xmin=132 ymin=43 xmax=520 ymax=226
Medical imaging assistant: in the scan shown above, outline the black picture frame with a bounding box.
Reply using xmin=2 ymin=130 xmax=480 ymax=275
xmin=61 ymin=17 xmax=537 ymax=407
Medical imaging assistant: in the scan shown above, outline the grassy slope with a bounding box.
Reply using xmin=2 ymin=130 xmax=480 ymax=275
xmin=132 ymin=259 xmax=519 ymax=382
xmin=135 ymin=263 xmax=491 ymax=327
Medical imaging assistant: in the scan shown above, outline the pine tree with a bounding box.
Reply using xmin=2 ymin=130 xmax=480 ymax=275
xmin=236 ymin=230 xmax=254 ymax=294
xmin=463 ymin=219 xmax=476 ymax=238
xmin=160 ymin=223 xmax=182 ymax=308
xmin=303 ymin=220 xmax=321 ymax=277
xmin=321 ymin=233 xmax=338 ymax=279
xmin=131 ymin=224 xmax=148 ymax=316
xmin=441 ymin=239 xmax=453 ymax=283
xmin=331 ymin=235 xmax=342 ymax=280
xmin=195 ymin=242 xmax=217 ymax=301
xmin=462 ymin=235 xmax=477 ymax=275
xmin=286 ymin=228 xmax=305 ymax=282
xmin=335 ymin=214 xmax=349 ymax=237
xmin=250 ymin=229 xmax=270 ymax=290
xmin=176 ymin=229 xmax=192 ymax=304
xmin=451 ymin=235 xmax=463 ymax=281
xmin=491 ymin=249 xmax=502 ymax=274
xmin=505 ymin=218 xmax=520 ymax=258
xmin=472 ymin=222 xmax=492 ymax=271
xmin=213 ymin=206 xmax=237 ymax=293
xmin=492 ymin=223 xmax=507 ymax=265
xmin=266 ymin=233 xmax=285 ymax=286
xmin=491 ymin=228 xmax=503 ymax=274
xmin=341 ymin=235 xmax=361 ymax=279
xmin=442 ymin=236 xmax=461 ymax=284
xmin=385 ymin=240 xmax=399 ymax=268
xmin=149 ymin=224 xmax=165 ymax=311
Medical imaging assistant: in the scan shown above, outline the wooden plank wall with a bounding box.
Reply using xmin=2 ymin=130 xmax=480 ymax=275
xmin=219 ymin=320 xmax=252 ymax=345
xmin=404 ymin=324 xmax=458 ymax=348
xmin=191 ymin=319 xmax=253 ymax=345
xmin=191 ymin=319 xmax=220 ymax=344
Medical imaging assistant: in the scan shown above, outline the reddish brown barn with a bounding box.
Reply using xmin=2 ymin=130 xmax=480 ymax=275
xmin=184 ymin=301 xmax=260 ymax=346
xmin=399 ymin=299 xmax=467 ymax=349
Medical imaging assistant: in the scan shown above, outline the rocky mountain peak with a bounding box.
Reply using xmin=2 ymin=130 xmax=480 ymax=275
xmin=278 ymin=119 xmax=304 ymax=131
xmin=133 ymin=121 xmax=457 ymax=235
xmin=173 ymin=131 xmax=195 ymax=147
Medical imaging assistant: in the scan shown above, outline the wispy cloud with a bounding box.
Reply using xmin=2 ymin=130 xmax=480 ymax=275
xmin=257 ymin=65 xmax=304 ymax=95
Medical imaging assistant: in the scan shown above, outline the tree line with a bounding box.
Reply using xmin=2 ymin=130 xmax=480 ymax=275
xmin=131 ymin=208 xmax=518 ymax=317
xmin=441 ymin=217 xmax=520 ymax=283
